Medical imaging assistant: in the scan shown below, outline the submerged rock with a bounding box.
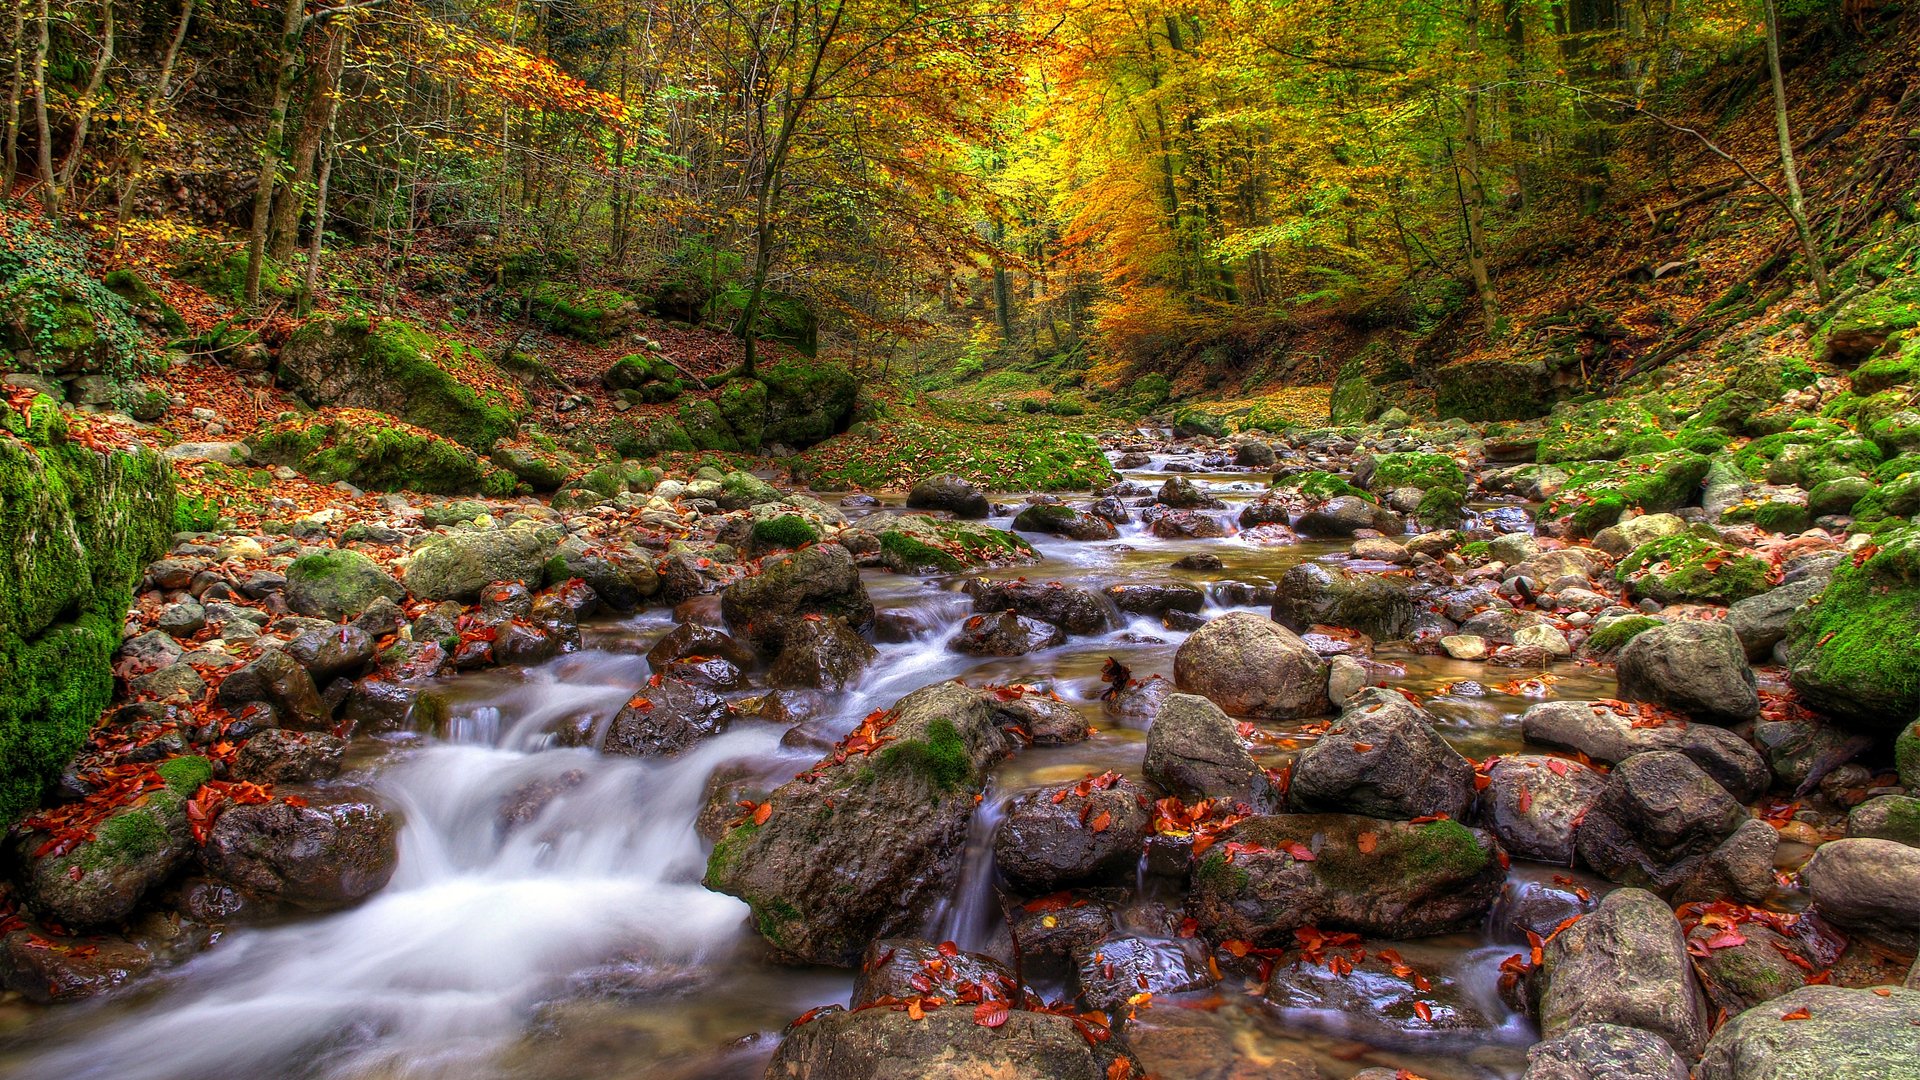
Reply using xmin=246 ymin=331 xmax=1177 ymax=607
xmin=766 ymin=1002 xmax=1132 ymax=1080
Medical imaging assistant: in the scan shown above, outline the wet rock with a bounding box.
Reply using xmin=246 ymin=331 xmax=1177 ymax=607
xmin=766 ymin=1003 xmax=1132 ymax=1080
xmin=1105 ymin=582 xmax=1205 ymax=616
xmin=1483 ymin=755 xmax=1609 ymax=864
xmin=1237 ymin=494 xmax=1294 ymax=529
xmin=283 ymin=625 xmax=377 ymax=682
xmin=1188 ymin=814 xmax=1505 ymax=942
xmin=218 ymin=648 xmax=330 ymax=729
xmin=704 ymin=682 xmax=1016 ymax=965
xmin=1669 ymin=817 xmax=1780 ymax=905
xmin=1753 ymin=719 xmax=1872 ymax=793
xmin=1012 ymin=503 xmax=1119 ymax=541
xmin=1073 ymin=935 xmax=1215 ymax=1012
xmin=1287 ymin=688 xmax=1477 ymax=821
xmin=1574 ymin=751 xmax=1749 ymax=893
xmin=402 ymin=521 xmax=561 ymax=602
xmin=1326 ymin=654 xmax=1368 ymax=705
xmin=721 ymin=542 xmax=874 ymax=656
xmin=1233 ymin=440 xmax=1277 ymax=468
xmin=1143 ymin=693 xmax=1265 ymax=803
xmin=1800 ymin=838 xmax=1920 ymax=948
xmin=602 ymin=678 xmax=731 ymax=756
xmin=967 ymin=579 xmax=1110 ymax=634
xmin=1146 ymin=508 xmax=1230 ymax=539
xmin=1685 ymin=920 xmax=1811 ymax=1012
xmin=951 ymin=609 xmax=1064 ymax=656
xmin=1491 ymin=876 xmax=1601 ymax=942
xmin=1008 ymin=892 xmax=1116 ymax=957
xmin=1535 ymin=887 xmax=1711 ymax=1058
xmin=1124 ymin=1006 xmax=1321 ymax=1080
xmin=1520 ymin=1022 xmax=1690 ymax=1080
xmin=1521 ymin=700 xmax=1769 ymax=801
xmin=647 ymin=622 xmax=756 ymax=670
xmin=1172 ymin=612 xmax=1329 ymax=720
xmin=984 ymin=692 xmax=1090 ymax=745
xmin=1158 ymin=475 xmax=1225 ymax=510
xmin=1297 ymin=496 xmax=1402 ymax=538
xmin=1616 ymin=621 xmax=1759 ymax=724
xmin=1726 ymin=580 xmax=1825 ymax=662
xmin=201 ymin=791 xmax=399 ymax=911
xmin=116 ymin=629 xmax=185 ymax=680
xmin=1263 ymin=948 xmax=1497 ymax=1042
xmin=994 ymin=776 xmax=1150 ymax=892
xmin=1102 ymin=674 xmax=1173 ymax=729
xmin=0 ymin=930 xmax=155 ymax=1003
xmin=231 ymin=729 xmax=346 ymax=784
xmin=285 ymin=548 xmax=406 ymax=621
xmin=768 ymin=615 xmax=877 ymax=691
xmin=1442 ymin=634 xmax=1490 ymax=660
xmin=851 ymin=937 xmax=1017 ymax=1007
xmin=1696 ymin=985 xmax=1920 ymax=1080
xmin=545 ymin=537 xmax=659 ymax=611
xmin=906 ymin=474 xmax=990 ymax=519
xmin=1271 ymin=562 xmax=1416 ymax=641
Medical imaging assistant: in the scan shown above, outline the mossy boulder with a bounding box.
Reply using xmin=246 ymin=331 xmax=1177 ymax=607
xmin=718 ymin=377 xmax=769 ymax=449
xmin=1433 ymin=358 xmax=1558 ymax=421
xmin=251 ymin=409 xmax=516 ymax=495
xmin=1822 ymin=275 xmax=1920 ymax=362
xmin=750 ymin=514 xmax=820 ymax=552
xmin=403 ymin=520 xmax=563 ymax=602
xmin=491 ymin=444 xmax=572 ymax=490
xmin=1369 ymin=452 xmax=1465 ymax=492
xmin=0 ymin=399 xmax=174 ymax=824
xmin=1615 ymin=536 xmax=1771 ymax=605
xmin=1785 ymin=527 xmax=1920 ymax=731
xmin=285 ymin=549 xmax=405 ymax=621
xmin=101 ymin=269 xmax=187 ymax=336
xmin=1543 ymin=451 xmax=1711 ymax=537
xmin=676 ymin=397 xmax=742 ymax=452
xmin=0 ymin=217 xmax=159 ymax=378
xmin=1586 ymin=615 xmax=1662 ymax=655
xmin=278 ymin=314 xmax=521 ymax=450
xmin=760 ymin=357 xmax=857 ymax=449
xmin=1329 ymin=359 xmax=1384 ymax=425
xmin=604 ymin=353 xmax=688 ymax=403
xmin=702 ymin=682 xmax=1018 ymax=964
xmin=12 ymin=761 xmax=206 ymax=926
xmin=873 ymin=515 xmax=1037 ymax=574
xmin=528 ymin=283 xmax=639 ymax=343
xmin=1538 ymin=398 xmax=1674 ymax=464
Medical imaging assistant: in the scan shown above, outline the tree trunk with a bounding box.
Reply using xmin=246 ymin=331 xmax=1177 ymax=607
xmin=244 ymin=0 xmax=306 ymax=309
xmin=298 ymin=31 xmax=342 ymax=312
xmin=28 ymin=0 xmax=51 ymax=213
xmin=1763 ymin=0 xmax=1830 ymax=301
xmin=54 ymin=0 xmax=112 ymax=196
xmin=3 ymin=0 xmax=26 ymax=193
xmin=1458 ymin=0 xmax=1499 ymax=335
xmin=269 ymin=25 xmax=339 ymax=260
xmin=111 ymin=0 xmax=192 ymax=251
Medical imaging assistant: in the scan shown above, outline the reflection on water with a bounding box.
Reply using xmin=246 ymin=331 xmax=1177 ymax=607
xmin=0 ymin=458 xmax=1600 ymax=1080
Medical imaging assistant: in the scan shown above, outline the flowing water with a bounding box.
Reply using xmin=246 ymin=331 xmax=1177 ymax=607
xmin=0 ymin=453 xmax=1620 ymax=1080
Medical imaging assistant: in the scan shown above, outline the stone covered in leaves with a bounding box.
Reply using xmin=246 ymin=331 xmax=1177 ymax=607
xmin=703 ymin=682 xmax=1017 ymax=965
xmin=871 ymin=514 xmax=1038 ymax=574
xmin=993 ymin=772 xmax=1150 ymax=893
xmin=200 ymin=789 xmax=400 ymax=911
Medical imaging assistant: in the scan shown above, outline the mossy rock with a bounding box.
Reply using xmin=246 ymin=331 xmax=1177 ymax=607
xmin=101 ymin=269 xmax=187 ymax=336
xmin=1538 ymin=398 xmax=1674 ymax=464
xmin=610 ymin=412 xmax=695 ymax=457
xmin=678 ymin=398 xmax=742 ymax=452
xmin=251 ymin=409 xmax=516 ymax=495
xmin=0 ymin=396 xmax=175 ymax=823
xmin=751 ymin=514 xmax=821 ymax=552
xmin=1851 ymin=470 xmax=1920 ymax=531
xmin=0 ymin=218 xmax=159 ymax=379
xmin=1329 ymin=359 xmax=1384 ymax=425
xmin=1543 ymin=451 xmax=1711 ymax=536
xmin=1785 ymin=526 xmax=1920 ymax=731
xmin=529 ymin=283 xmax=639 ymax=343
xmin=285 ymin=548 xmax=405 ymax=620
xmin=1279 ymin=470 xmax=1373 ymax=503
xmin=491 ymin=445 xmax=572 ymax=490
xmin=278 ymin=314 xmax=521 ymax=450
xmin=874 ymin=515 xmax=1037 ymax=574
xmin=1822 ymin=276 xmax=1920 ymax=363
xmin=717 ymin=378 xmax=770 ymax=450
xmin=1616 ymin=536 xmax=1771 ymax=604
xmin=1371 ymin=452 xmax=1466 ymax=492
xmin=1719 ymin=494 xmax=1812 ymax=535
xmin=1434 ymin=358 xmax=1558 ymax=422
xmin=760 ymin=357 xmax=857 ymax=449
xmin=1587 ymin=615 xmax=1662 ymax=654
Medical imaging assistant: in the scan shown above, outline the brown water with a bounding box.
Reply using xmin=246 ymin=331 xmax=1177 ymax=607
xmin=0 ymin=454 xmax=1618 ymax=1080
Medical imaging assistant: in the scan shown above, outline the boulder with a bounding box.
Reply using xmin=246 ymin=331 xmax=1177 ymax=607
xmin=1287 ymin=688 xmax=1476 ymax=820
xmin=1296 ymin=496 xmax=1402 ymax=538
xmin=704 ymin=682 xmax=1015 ymax=965
xmin=1158 ymin=475 xmax=1225 ymax=510
xmin=1846 ymin=795 xmax=1920 ymax=848
xmin=1188 ymin=814 xmax=1505 ymax=941
xmin=217 ymin=648 xmax=329 ymax=729
xmin=906 ymin=474 xmax=989 ymax=519
xmin=0 ymin=928 xmax=154 ymax=1004
xmin=1592 ymin=513 xmax=1691 ymax=557
xmin=1270 ymin=562 xmax=1416 ymax=641
xmin=1616 ymin=621 xmax=1759 ymax=724
xmin=283 ymin=625 xmax=376 ymax=683
xmin=1172 ymin=612 xmax=1329 ymax=720
xmin=1521 ymin=1023 xmax=1690 ymax=1080
xmin=1520 ymin=700 xmax=1769 ymax=801
xmin=1574 ymin=751 xmax=1749 ymax=893
xmin=766 ymin=1003 xmax=1130 ymax=1080
xmin=1800 ymin=837 xmax=1920 ymax=948
xmin=1696 ymin=985 xmax=1920 ymax=1080
xmin=12 ymin=761 xmax=206 ymax=926
xmin=850 ymin=938 xmax=1017 ymax=1007
xmin=1011 ymin=503 xmax=1118 ymax=541
xmin=1074 ymin=936 xmax=1216 ymax=1013
xmin=647 ymin=622 xmax=756 ymax=670
xmin=1535 ymin=887 xmax=1711 ymax=1058
xmin=950 ymin=610 xmax=1064 ymax=656
xmin=768 ymin=615 xmax=877 ymax=691
xmin=1146 ymin=508 xmax=1230 ymax=539
xmin=1483 ymin=755 xmax=1610 ymax=864
xmin=967 ymin=579 xmax=1109 ymax=634
xmin=1143 ymin=693 xmax=1264 ymax=803
xmin=403 ymin=521 xmax=561 ymax=602
xmin=720 ymin=542 xmax=874 ymax=656
xmin=200 ymin=790 xmax=400 ymax=911
xmin=545 ymin=537 xmax=659 ymax=611
xmin=284 ymin=549 xmax=405 ymax=621
xmin=1727 ymin=580 xmax=1825 ymax=662
xmin=277 ymin=314 xmax=519 ymax=449
xmin=1104 ymin=583 xmax=1206 ymax=617
xmin=231 ymin=729 xmax=347 ymax=784
xmin=601 ymin=678 xmax=731 ymax=756
xmin=1782 ymin=528 xmax=1920 ymax=732
xmin=994 ymin=776 xmax=1150 ymax=893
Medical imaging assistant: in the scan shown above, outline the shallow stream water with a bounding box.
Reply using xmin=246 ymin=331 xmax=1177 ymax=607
xmin=0 ymin=453 xmax=1622 ymax=1080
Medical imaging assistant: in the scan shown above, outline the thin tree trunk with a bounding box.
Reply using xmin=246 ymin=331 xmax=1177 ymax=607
xmin=111 ymin=0 xmax=192 ymax=251
xmin=54 ymin=0 xmax=112 ymax=195
xmin=3 ymin=0 xmax=27 ymax=193
xmin=299 ymin=32 xmax=342 ymax=312
xmin=29 ymin=0 xmax=51 ymax=213
xmin=244 ymin=0 xmax=307 ymax=308
xmin=1459 ymin=0 xmax=1499 ymax=334
xmin=269 ymin=24 xmax=339 ymax=259
xmin=1763 ymin=0 xmax=1830 ymax=301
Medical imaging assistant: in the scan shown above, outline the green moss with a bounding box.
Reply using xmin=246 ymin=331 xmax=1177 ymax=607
xmin=1587 ymin=615 xmax=1661 ymax=653
xmin=1372 ymin=452 xmax=1466 ymax=491
xmin=797 ymin=416 xmax=1109 ymax=492
xmin=878 ymin=531 xmax=963 ymax=573
xmin=155 ymin=755 xmax=212 ymax=794
xmin=872 ymin=717 xmax=973 ymax=792
xmin=1284 ymin=470 xmax=1373 ymax=503
xmin=1329 ymin=359 xmax=1383 ymax=424
xmin=751 ymin=514 xmax=819 ymax=550
xmin=0 ymin=397 xmax=174 ymax=823
xmin=528 ymin=284 xmax=636 ymax=342
xmin=1193 ymin=850 xmax=1252 ymax=893
xmin=1399 ymin=819 xmax=1493 ymax=881
xmin=1414 ymin=485 xmax=1466 ymax=528
xmin=1896 ymin=722 xmax=1919 ymax=788
xmin=704 ymin=819 xmax=761 ymax=883
xmin=1538 ymin=399 xmax=1673 ymax=464
xmin=718 ymin=378 xmax=770 ymax=451
xmin=1615 ymin=535 xmax=1770 ymax=604
xmin=1784 ymin=541 xmax=1920 ymax=720
xmin=252 ymin=412 xmax=513 ymax=495
xmin=286 ymin=315 xmax=521 ymax=451
xmin=1544 ymin=451 xmax=1711 ymax=536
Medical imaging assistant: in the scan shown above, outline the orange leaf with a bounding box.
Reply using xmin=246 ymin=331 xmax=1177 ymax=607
xmin=973 ymin=1000 xmax=1011 ymax=1028
xmin=1090 ymin=810 xmax=1112 ymax=833
xmin=1780 ymin=1007 xmax=1811 ymax=1021
xmin=752 ymin=802 xmax=773 ymax=826
xmin=1411 ymin=1001 xmax=1433 ymax=1022
xmin=1356 ymin=832 xmax=1378 ymax=854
